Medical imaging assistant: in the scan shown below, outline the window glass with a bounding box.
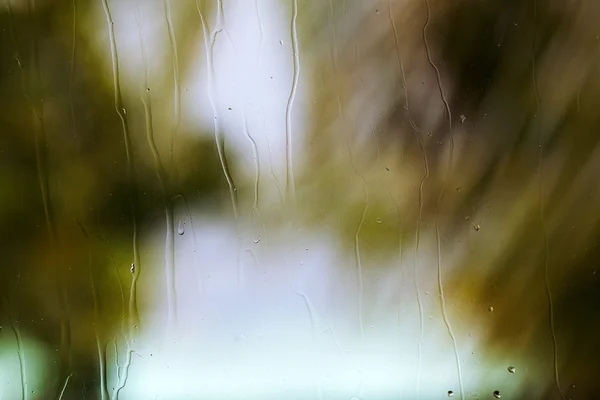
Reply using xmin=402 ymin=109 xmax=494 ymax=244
xmin=1 ymin=0 xmax=598 ymax=399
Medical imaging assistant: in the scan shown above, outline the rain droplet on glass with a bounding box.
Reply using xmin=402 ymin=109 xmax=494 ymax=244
xmin=177 ymin=220 xmax=185 ymax=235
xmin=493 ymin=390 xmax=501 ymax=399
xmin=130 ymin=263 xmax=135 ymax=273
xmin=448 ymin=390 xmax=454 ymax=397
xmin=253 ymin=235 xmax=261 ymax=244
xmin=508 ymin=366 xmax=516 ymax=373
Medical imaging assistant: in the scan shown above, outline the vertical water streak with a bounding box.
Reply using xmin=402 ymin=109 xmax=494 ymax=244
xmin=327 ymin=0 xmax=368 ymax=342
xmin=111 ymin=346 xmax=137 ymax=400
xmin=254 ymin=0 xmax=264 ymax=68
xmin=57 ymin=373 xmax=74 ymax=400
xmin=435 ymin=218 xmax=464 ymax=399
xmin=285 ymin=0 xmax=300 ymax=210
xmin=289 ymin=277 xmax=323 ymax=400
xmin=423 ymin=0 xmax=462 ymax=397
xmin=163 ymin=0 xmax=181 ymax=172
xmin=136 ymin=5 xmax=177 ymax=329
xmin=242 ymin=107 xmax=261 ymax=216
xmin=385 ymin=186 xmax=404 ymax=397
xmin=354 ymin=200 xmax=368 ymax=340
xmin=100 ymin=0 xmax=141 ymax=333
xmin=214 ymin=1 xmax=247 ymax=296
xmin=531 ymin=1 xmax=563 ymax=397
xmin=77 ymin=222 xmax=109 ymax=400
xmin=108 ymin=254 xmax=127 ymax=343
xmin=253 ymin=1 xmax=282 ymax=204
xmin=196 ymin=0 xmax=239 ymax=219
xmin=414 ymin=133 xmax=428 ymax=398
xmin=29 ymin=0 xmax=73 ymax=391
xmin=6 ymin=296 xmax=27 ymax=400
xmin=388 ymin=0 xmax=419 ymax=132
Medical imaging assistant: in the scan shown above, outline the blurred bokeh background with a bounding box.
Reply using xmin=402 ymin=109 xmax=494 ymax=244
xmin=1 ymin=0 xmax=600 ymax=399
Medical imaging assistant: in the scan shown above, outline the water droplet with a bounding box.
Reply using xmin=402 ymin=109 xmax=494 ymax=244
xmin=448 ymin=390 xmax=454 ymax=397
xmin=253 ymin=235 xmax=261 ymax=244
xmin=473 ymin=223 xmax=481 ymax=231
xmin=376 ymin=218 xmax=382 ymax=224
xmin=375 ymin=8 xmax=380 ymax=14
xmin=493 ymin=390 xmax=501 ymax=399
xmin=130 ymin=263 xmax=135 ymax=273
xmin=460 ymin=114 xmax=466 ymax=123
xmin=177 ymin=220 xmax=185 ymax=235
xmin=489 ymin=306 xmax=494 ymax=312
xmin=279 ymin=40 xmax=283 ymax=45
xmin=122 ymin=107 xmax=127 ymax=114
xmin=508 ymin=366 xmax=516 ymax=373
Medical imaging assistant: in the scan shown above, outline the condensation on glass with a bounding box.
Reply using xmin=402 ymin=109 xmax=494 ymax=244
xmin=0 ymin=0 xmax=598 ymax=399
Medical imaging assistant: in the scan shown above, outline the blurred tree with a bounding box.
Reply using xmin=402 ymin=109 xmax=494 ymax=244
xmin=0 ymin=0 xmax=226 ymax=397
xmin=301 ymin=0 xmax=600 ymax=398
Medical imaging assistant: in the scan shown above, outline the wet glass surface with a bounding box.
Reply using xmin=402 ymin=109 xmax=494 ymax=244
xmin=1 ymin=0 xmax=599 ymax=399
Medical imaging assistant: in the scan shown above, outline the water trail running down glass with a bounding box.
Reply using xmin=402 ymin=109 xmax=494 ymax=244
xmin=136 ymin=4 xmax=177 ymax=332
xmin=100 ymin=0 xmax=141 ymax=336
xmin=285 ymin=0 xmax=300 ymax=210
xmin=414 ymin=132 xmax=428 ymax=399
xmin=164 ymin=0 xmax=181 ymax=175
xmin=388 ymin=0 xmax=419 ymax=132
xmin=76 ymin=222 xmax=108 ymax=400
xmin=531 ymin=1 xmax=563 ymax=397
xmin=422 ymin=0 xmax=463 ymax=397
xmin=197 ymin=0 xmax=239 ymax=220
